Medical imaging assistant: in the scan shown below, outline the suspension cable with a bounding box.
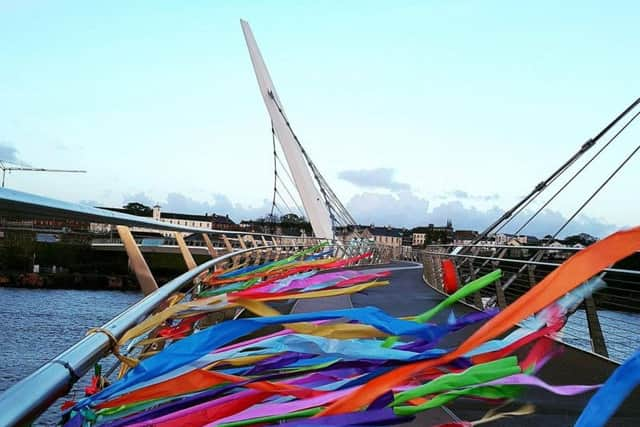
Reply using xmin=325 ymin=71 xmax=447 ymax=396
xmin=517 ymin=108 xmax=640 ymax=235
xmin=274 ymin=189 xmax=296 ymax=217
xmin=552 ymin=141 xmax=640 ymax=239
xmin=271 ymin=121 xmax=306 ymax=219
xmin=276 ymin=173 xmax=305 ymax=216
xmin=275 ymin=154 xmax=298 ymax=190
xmin=267 ymin=90 xmax=356 ymax=231
xmin=465 ymin=96 xmax=640 ymax=250
xmin=270 ymin=123 xmax=277 ymax=218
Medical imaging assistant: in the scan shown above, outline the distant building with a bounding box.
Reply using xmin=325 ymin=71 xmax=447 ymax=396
xmin=1 ymin=216 xmax=89 ymax=233
xmin=89 ymin=205 xmax=237 ymax=237
xmin=412 ymin=232 xmax=426 ymax=247
xmin=401 ymin=230 xmax=413 ymax=248
xmin=411 ymin=222 xmax=453 ymax=247
xmin=494 ymin=233 xmax=540 ymax=246
xmin=152 ymin=205 xmax=236 ymax=232
xmin=335 ymin=225 xmax=373 ymax=243
xmin=370 ymin=226 xmax=404 ymax=257
xmin=240 ymin=214 xmax=312 ymax=236
xmin=453 ymin=229 xmax=479 ymax=245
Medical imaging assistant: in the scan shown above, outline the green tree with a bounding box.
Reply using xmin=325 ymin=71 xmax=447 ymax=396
xmin=280 ymin=213 xmax=304 ymax=224
xmin=563 ymin=233 xmax=596 ymax=246
xmin=122 ymin=202 xmax=152 ymax=217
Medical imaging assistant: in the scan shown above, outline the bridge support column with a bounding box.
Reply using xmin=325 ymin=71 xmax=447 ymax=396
xmin=584 ymin=296 xmax=608 ymax=358
xmin=175 ymin=232 xmax=197 ymax=271
xmin=202 ymin=234 xmax=218 ymax=258
xmin=423 ymin=254 xmax=435 ymax=286
xmin=465 ymin=259 xmax=483 ymax=309
xmin=237 ymin=235 xmax=249 ymax=266
xmin=222 ymin=234 xmax=233 ymax=253
xmin=494 ymin=278 xmax=507 ymax=310
xmin=202 ymin=234 xmax=222 ymax=270
xmin=261 ymin=236 xmax=272 ymax=261
xmin=527 ymin=264 xmax=537 ymax=288
xmin=116 ymin=225 xmax=158 ymax=296
xmin=248 ymin=236 xmax=262 ymax=265
xmin=222 ymin=234 xmax=239 ymax=269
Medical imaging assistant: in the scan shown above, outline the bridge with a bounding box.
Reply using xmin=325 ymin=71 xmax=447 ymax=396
xmin=0 ymin=19 xmax=639 ymax=427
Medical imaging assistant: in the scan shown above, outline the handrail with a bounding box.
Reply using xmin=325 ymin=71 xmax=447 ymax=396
xmin=0 ymin=188 xmax=317 ymax=240
xmin=421 ymin=249 xmax=640 ymax=277
xmin=415 ymin=244 xmax=640 ymax=364
xmin=0 ymin=244 xmax=297 ymax=426
xmin=424 ymin=243 xmax=585 ymax=251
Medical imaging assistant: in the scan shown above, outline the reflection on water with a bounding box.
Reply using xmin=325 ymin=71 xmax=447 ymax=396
xmin=563 ymin=309 xmax=640 ymax=362
xmin=0 ymin=287 xmax=141 ymax=425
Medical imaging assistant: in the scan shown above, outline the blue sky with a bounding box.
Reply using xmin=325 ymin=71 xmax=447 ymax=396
xmin=1 ymin=1 xmax=639 ymax=237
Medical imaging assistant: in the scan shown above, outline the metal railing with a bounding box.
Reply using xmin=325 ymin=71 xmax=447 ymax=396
xmin=411 ymin=244 xmax=640 ymax=363
xmin=0 ymin=240 xmax=373 ymax=426
xmin=0 ymin=245 xmax=261 ymax=426
xmin=0 ymin=187 xmax=393 ymax=425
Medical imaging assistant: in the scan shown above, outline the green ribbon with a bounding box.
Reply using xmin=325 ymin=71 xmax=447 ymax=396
xmin=217 ymin=407 xmax=323 ymax=427
xmin=394 ymin=384 xmax=523 ymax=415
xmin=383 ymin=269 xmax=502 ymax=347
xmin=392 ymin=356 xmax=520 ymax=405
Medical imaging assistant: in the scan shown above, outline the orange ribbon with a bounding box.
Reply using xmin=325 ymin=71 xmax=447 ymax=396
xmin=319 ymin=226 xmax=640 ymax=415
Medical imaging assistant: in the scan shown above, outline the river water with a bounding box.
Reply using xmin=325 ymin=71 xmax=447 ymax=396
xmin=0 ymin=288 xmax=141 ymax=425
xmin=0 ymin=287 xmax=638 ymax=425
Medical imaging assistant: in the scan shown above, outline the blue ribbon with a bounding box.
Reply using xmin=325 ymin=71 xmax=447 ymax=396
xmin=575 ymin=348 xmax=640 ymax=427
xmin=77 ymin=306 xmax=456 ymax=407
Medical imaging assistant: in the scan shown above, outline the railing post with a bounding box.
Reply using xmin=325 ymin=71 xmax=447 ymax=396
xmin=422 ymin=254 xmax=433 ymax=285
xmin=467 ymin=259 xmax=483 ymax=309
xmin=527 ymin=264 xmax=537 ymax=288
xmin=428 ymin=254 xmax=438 ymax=288
xmin=202 ymin=233 xmax=217 ymax=258
xmin=222 ymin=234 xmax=239 ymax=269
xmin=260 ymin=236 xmax=272 ymax=261
xmin=116 ymin=225 xmax=158 ymax=296
xmin=584 ymin=296 xmax=608 ymax=358
xmin=237 ymin=234 xmax=247 ymax=250
xmin=433 ymin=252 xmax=443 ymax=292
xmin=494 ymin=278 xmax=507 ymax=310
xmin=248 ymin=235 xmax=262 ymax=265
xmin=222 ymin=234 xmax=233 ymax=253
xmin=174 ymin=232 xmax=197 ymax=271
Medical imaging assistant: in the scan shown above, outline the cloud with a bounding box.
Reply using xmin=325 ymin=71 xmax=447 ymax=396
xmin=504 ymin=209 xmax=618 ymax=238
xmin=0 ymin=142 xmax=28 ymax=165
xmin=105 ymin=189 xmax=619 ymax=238
xmin=338 ymin=168 xmax=410 ymax=192
xmin=346 ymin=192 xmax=500 ymax=230
xmin=120 ymin=192 xmax=271 ymax=223
xmin=423 ymin=200 xmax=501 ymax=230
xmin=345 ymin=191 xmax=619 ymax=238
xmin=438 ymin=189 xmax=500 ymax=201
xmin=346 ymin=191 xmax=429 ymax=228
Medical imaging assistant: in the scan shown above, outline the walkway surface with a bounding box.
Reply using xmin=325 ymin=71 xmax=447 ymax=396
xmin=291 ymin=261 xmax=640 ymax=426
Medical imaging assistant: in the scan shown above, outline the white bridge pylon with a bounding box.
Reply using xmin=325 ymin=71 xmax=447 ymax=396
xmin=241 ymin=20 xmax=335 ymax=240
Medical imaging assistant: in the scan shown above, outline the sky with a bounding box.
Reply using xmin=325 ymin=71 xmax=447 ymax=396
xmin=1 ymin=1 xmax=639 ymax=237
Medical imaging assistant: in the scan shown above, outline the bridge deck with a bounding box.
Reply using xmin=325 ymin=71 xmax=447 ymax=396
xmin=291 ymin=262 xmax=640 ymax=426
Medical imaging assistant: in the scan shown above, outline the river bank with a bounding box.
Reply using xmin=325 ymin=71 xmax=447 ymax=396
xmin=0 ymin=235 xmax=209 ymax=291
xmin=0 ymin=271 xmax=139 ymax=291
